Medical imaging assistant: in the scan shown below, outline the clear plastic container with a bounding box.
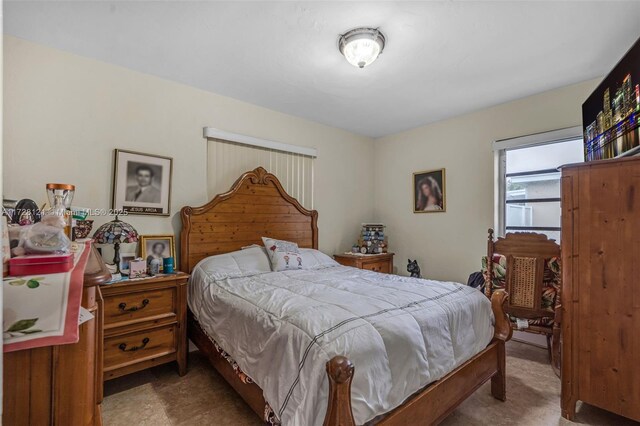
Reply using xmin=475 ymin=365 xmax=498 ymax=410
xmin=45 ymin=183 xmax=75 ymax=237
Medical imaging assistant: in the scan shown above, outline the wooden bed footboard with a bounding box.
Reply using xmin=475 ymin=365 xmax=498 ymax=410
xmin=323 ymin=289 xmax=512 ymax=426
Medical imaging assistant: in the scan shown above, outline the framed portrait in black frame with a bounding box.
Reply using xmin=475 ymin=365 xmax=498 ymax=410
xmin=112 ymin=149 xmax=173 ymax=216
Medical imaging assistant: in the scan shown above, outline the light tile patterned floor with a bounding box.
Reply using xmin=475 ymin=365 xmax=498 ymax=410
xmin=103 ymin=341 xmax=638 ymax=425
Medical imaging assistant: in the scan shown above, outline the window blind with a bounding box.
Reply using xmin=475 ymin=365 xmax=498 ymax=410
xmin=206 ymin=138 xmax=315 ymax=209
xmin=493 ymin=126 xmax=582 ymax=151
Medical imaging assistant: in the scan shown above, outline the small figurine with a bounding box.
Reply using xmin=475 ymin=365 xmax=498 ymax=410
xmin=12 ymin=199 xmax=41 ymax=225
xmin=407 ymin=259 xmax=421 ymax=278
xmin=18 ymin=209 xmax=34 ymax=226
xmin=148 ymin=257 xmax=162 ymax=275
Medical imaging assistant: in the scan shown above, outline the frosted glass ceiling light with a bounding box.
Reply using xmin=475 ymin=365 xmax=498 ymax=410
xmin=338 ymin=27 xmax=386 ymax=69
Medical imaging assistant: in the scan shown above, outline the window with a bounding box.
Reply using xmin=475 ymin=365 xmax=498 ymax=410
xmin=496 ymin=128 xmax=584 ymax=241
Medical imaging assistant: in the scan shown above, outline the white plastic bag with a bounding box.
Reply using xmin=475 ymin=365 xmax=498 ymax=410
xmin=19 ymin=222 xmax=71 ymax=254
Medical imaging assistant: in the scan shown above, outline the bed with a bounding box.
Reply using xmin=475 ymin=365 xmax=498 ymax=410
xmin=181 ymin=167 xmax=512 ymax=425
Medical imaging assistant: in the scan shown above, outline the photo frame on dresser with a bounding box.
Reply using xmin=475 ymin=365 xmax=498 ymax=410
xmin=413 ymin=168 xmax=446 ymax=213
xmin=139 ymin=235 xmax=175 ymax=272
xmin=112 ymin=149 xmax=173 ymax=216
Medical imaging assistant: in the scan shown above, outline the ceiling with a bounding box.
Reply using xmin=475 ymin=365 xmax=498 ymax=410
xmin=4 ymin=1 xmax=640 ymax=138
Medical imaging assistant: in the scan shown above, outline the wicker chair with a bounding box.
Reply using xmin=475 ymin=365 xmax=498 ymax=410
xmin=483 ymin=228 xmax=561 ymax=373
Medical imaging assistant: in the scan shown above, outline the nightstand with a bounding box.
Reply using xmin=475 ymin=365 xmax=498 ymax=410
xmin=100 ymin=272 xmax=189 ymax=381
xmin=333 ymin=253 xmax=394 ymax=274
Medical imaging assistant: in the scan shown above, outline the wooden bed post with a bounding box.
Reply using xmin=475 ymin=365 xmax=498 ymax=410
xmin=486 ymin=228 xmax=495 ymax=297
xmin=323 ymin=356 xmax=356 ymax=426
xmin=490 ymin=289 xmax=512 ymax=401
xmin=322 ymin=290 xmax=513 ymax=425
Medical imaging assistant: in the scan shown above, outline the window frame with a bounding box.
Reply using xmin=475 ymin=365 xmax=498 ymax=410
xmin=495 ymin=126 xmax=583 ymax=237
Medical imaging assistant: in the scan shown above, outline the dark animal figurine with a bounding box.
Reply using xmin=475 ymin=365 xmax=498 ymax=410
xmin=407 ymin=259 xmax=421 ymax=278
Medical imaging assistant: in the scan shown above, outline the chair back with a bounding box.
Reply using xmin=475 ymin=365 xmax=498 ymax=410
xmin=486 ymin=228 xmax=560 ymax=320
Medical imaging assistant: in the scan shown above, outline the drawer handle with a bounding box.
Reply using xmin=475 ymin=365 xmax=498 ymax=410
xmin=118 ymin=299 xmax=149 ymax=312
xmin=118 ymin=337 xmax=150 ymax=352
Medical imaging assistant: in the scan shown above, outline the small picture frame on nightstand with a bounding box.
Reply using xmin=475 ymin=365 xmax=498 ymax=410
xmin=119 ymin=253 xmax=136 ymax=275
xmin=139 ymin=234 xmax=175 ymax=273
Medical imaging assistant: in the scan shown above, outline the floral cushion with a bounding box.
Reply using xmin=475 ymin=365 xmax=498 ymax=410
xmin=262 ymin=237 xmax=304 ymax=272
xmin=481 ymin=254 xmax=561 ymax=328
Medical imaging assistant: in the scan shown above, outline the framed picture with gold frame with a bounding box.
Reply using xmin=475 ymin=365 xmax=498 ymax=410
xmin=413 ymin=168 xmax=446 ymax=213
xmin=139 ymin=234 xmax=176 ymax=272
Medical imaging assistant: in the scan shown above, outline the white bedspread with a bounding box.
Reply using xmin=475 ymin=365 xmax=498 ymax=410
xmin=189 ymin=258 xmax=494 ymax=425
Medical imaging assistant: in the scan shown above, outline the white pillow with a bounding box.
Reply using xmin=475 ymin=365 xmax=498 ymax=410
xmin=262 ymin=237 xmax=303 ymax=271
xmin=194 ymin=246 xmax=271 ymax=280
xmin=299 ymin=248 xmax=340 ymax=269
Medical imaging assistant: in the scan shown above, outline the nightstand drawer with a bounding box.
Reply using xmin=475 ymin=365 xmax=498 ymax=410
xmin=362 ymin=261 xmax=391 ymax=273
xmin=104 ymin=324 xmax=177 ymax=372
xmin=103 ymin=287 xmax=176 ymax=327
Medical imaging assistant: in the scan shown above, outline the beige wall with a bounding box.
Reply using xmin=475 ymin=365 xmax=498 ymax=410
xmin=373 ymin=79 xmax=599 ymax=283
xmin=4 ymin=35 xmax=600 ymax=285
xmin=3 ymin=36 xmax=374 ymax=259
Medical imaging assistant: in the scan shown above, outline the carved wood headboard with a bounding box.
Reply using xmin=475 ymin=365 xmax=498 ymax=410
xmin=180 ymin=167 xmax=319 ymax=273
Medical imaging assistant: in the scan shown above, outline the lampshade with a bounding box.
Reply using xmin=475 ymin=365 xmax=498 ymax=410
xmin=92 ymin=216 xmax=138 ymax=245
xmin=338 ymin=27 xmax=386 ymax=69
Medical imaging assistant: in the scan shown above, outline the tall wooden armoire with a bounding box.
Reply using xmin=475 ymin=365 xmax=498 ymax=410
xmin=560 ymin=156 xmax=640 ymax=422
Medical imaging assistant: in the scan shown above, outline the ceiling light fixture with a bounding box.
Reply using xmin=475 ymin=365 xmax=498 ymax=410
xmin=338 ymin=27 xmax=386 ymax=69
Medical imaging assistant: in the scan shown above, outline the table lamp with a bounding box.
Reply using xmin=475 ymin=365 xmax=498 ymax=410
xmin=92 ymin=215 xmax=138 ymax=274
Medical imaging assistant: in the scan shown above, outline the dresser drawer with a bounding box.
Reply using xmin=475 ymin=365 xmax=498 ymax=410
xmin=362 ymin=261 xmax=391 ymax=273
xmin=103 ymin=287 xmax=176 ymax=327
xmin=104 ymin=324 xmax=177 ymax=372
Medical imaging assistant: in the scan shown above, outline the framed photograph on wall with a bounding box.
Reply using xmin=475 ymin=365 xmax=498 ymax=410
xmin=413 ymin=168 xmax=446 ymax=213
xmin=139 ymin=235 xmax=175 ymax=272
xmin=112 ymin=149 xmax=173 ymax=216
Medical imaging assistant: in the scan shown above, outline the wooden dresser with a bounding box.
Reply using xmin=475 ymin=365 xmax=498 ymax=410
xmin=560 ymin=157 xmax=640 ymax=422
xmin=3 ymin=246 xmax=111 ymax=426
xmin=100 ymin=272 xmax=189 ymax=381
xmin=333 ymin=253 xmax=394 ymax=274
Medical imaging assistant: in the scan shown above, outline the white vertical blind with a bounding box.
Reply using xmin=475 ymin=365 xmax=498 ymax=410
xmin=206 ymin=139 xmax=315 ymax=209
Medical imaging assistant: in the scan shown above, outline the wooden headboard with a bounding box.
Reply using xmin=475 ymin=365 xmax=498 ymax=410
xmin=180 ymin=167 xmax=319 ymax=273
